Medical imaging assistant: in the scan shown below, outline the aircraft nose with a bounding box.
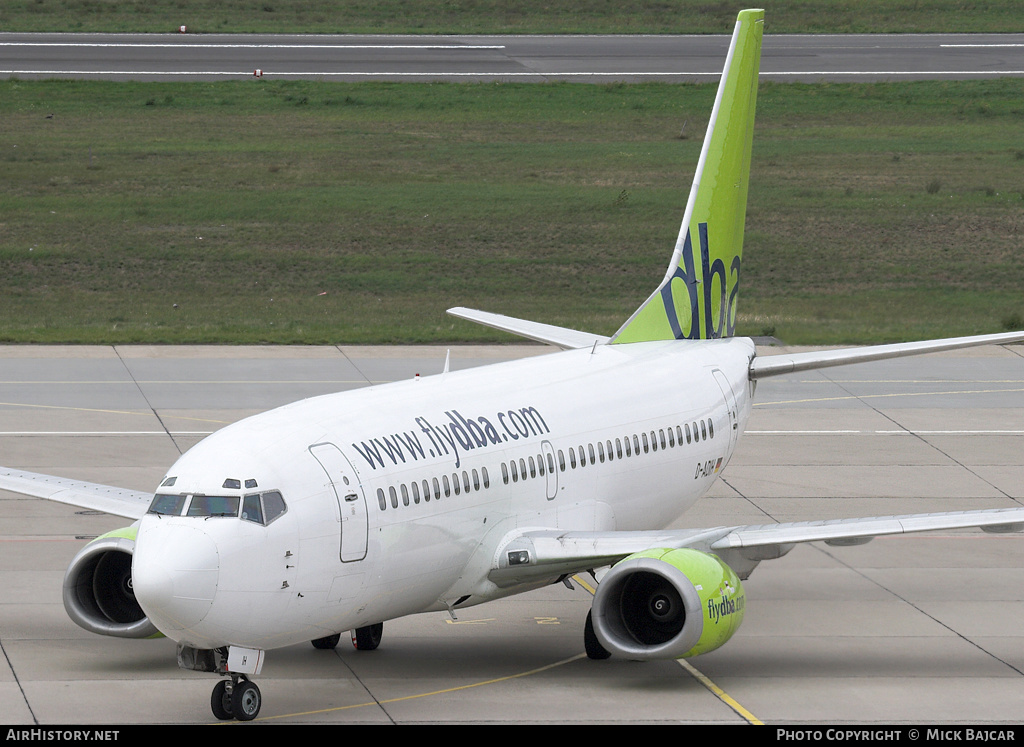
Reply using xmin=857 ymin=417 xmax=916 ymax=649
xmin=132 ymin=519 xmax=220 ymax=634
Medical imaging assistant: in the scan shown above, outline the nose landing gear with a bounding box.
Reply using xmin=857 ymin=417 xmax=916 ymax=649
xmin=210 ymin=674 xmax=262 ymax=721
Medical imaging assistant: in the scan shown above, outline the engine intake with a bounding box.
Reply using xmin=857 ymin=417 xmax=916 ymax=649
xmin=63 ymin=528 xmax=160 ymax=639
xmin=591 ymin=548 xmax=744 ymax=659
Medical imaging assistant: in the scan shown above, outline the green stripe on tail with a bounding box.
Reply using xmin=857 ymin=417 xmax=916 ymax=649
xmin=611 ymin=9 xmax=764 ymax=343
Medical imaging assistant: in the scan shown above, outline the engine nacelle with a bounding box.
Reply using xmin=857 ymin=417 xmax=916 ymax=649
xmin=591 ymin=548 xmax=744 ymax=659
xmin=63 ymin=526 xmax=161 ymax=639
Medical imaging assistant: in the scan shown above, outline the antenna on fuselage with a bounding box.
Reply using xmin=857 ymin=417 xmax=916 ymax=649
xmin=443 ymin=349 xmax=451 ymax=374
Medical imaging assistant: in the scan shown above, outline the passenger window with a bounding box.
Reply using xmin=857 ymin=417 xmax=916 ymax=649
xmin=701 ymin=420 xmax=707 ymax=440
xmin=482 ymin=467 xmax=490 ymax=489
xmin=650 ymin=431 xmax=657 ymax=452
xmin=616 ymin=438 xmax=623 ymax=459
xmin=685 ymin=423 xmax=692 ymax=443
xmin=569 ymin=449 xmax=577 ymax=469
xmin=529 ymin=456 xmax=537 ymax=478
xmin=443 ymin=475 xmax=451 ymax=497
xmin=452 ymin=473 xmax=461 ymax=495
xmin=511 ymin=461 xmax=519 ymax=482
xmin=597 ymin=442 xmax=605 ymax=463
xmin=412 ymin=481 xmax=421 ymax=504
xmin=472 ymin=469 xmax=480 ymax=490
xmin=668 ymin=428 xmax=675 ymax=448
xmin=389 ymin=486 xmax=398 ymax=509
xmin=377 ymin=488 xmax=386 ymax=510
xmin=642 ymin=433 xmax=649 ymax=453
xmin=546 ymin=453 xmax=555 ymax=474
xmin=401 ymin=484 xmax=410 ymax=506
xmin=462 ymin=471 xmax=470 ymax=492
xmin=502 ymin=463 xmax=509 ymax=485
xmin=624 ymin=436 xmax=632 ymax=457
xmin=558 ymin=450 xmax=566 ymax=471
xmin=422 ymin=479 xmax=431 ymax=502
xmin=709 ymin=419 xmax=715 ymax=438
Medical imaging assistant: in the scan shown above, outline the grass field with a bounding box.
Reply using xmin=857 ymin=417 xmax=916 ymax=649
xmin=1 ymin=1 xmax=1022 ymax=34
xmin=2 ymin=77 xmax=1023 ymax=345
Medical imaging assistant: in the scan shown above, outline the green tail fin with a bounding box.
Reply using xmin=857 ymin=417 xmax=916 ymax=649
xmin=611 ymin=9 xmax=764 ymax=344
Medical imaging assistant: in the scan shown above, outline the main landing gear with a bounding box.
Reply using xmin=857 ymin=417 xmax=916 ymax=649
xmin=351 ymin=622 xmax=383 ymax=651
xmin=309 ymin=622 xmax=383 ymax=651
xmin=210 ymin=674 xmax=262 ymax=721
xmin=584 ymin=610 xmax=611 ymax=660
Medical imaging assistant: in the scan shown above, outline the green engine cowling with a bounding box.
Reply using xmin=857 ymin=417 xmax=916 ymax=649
xmin=63 ymin=525 xmax=161 ymax=639
xmin=591 ymin=548 xmax=745 ymax=659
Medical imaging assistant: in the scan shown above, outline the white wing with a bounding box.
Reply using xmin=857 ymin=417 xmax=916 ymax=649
xmin=0 ymin=466 xmax=152 ymax=520
xmin=490 ymin=507 xmax=1024 ymax=586
xmin=750 ymin=330 xmax=1024 ymax=378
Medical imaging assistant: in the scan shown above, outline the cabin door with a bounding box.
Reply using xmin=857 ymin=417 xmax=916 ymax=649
xmin=309 ymin=442 xmax=368 ymax=563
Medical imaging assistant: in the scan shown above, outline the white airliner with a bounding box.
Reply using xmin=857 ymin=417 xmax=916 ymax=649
xmin=3 ymin=9 xmax=1024 ymax=721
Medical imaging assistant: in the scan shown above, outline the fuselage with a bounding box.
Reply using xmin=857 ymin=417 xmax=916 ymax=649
xmin=131 ymin=337 xmax=756 ymax=651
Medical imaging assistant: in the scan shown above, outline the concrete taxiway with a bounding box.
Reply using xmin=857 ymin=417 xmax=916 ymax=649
xmin=1 ymin=343 xmax=1023 ymax=724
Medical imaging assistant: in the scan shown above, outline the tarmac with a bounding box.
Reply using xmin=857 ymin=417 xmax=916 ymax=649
xmin=1 ymin=343 xmax=1023 ymax=724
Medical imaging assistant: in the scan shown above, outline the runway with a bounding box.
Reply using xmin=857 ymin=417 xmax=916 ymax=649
xmin=1 ymin=343 xmax=1023 ymax=724
xmin=1 ymin=32 xmax=1023 ymax=81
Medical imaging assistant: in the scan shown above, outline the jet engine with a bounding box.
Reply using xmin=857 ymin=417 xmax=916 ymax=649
xmin=62 ymin=527 xmax=160 ymax=639
xmin=590 ymin=548 xmax=744 ymax=659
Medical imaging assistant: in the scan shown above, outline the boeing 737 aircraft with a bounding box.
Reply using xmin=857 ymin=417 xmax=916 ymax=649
xmin=3 ymin=9 xmax=1024 ymax=721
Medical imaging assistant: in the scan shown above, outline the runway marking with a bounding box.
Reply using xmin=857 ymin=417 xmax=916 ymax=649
xmin=4 ymin=69 xmax=1024 ymax=78
xmin=754 ymin=385 xmax=1024 ymax=407
xmin=941 ymin=43 xmax=1024 ymax=47
xmin=675 ymin=658 xmax=763 ymax=726
xmin=249 ymin=653 xmax=587 ymax=723
xmin=0 ymin=380 xmax=382 ymax=385
xmin=0 ymin=400 xmax=231 ymax=425
xmin=0 ymin=431 xmax=213 ymax=435
xmin=0 ymin=42 xmax=506 ymax=50
xmin=747 ymin=430 xmax=1024 ymax=435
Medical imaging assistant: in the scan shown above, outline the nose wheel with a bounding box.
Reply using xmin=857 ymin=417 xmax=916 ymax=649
xmin=210 ymin=674 xmax=262 ymax=721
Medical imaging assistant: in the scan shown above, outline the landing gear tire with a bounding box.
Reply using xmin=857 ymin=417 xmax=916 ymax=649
xmin=584 ymin=610 xmax=611 ymax=660
xmin=352 ymin=622 xmax=383 ymax=651
xmin=210 ymin=680 xmax=233 ymax=720
xmin=232 ymin=679 xmax=262 ymax=721
xmin=311 ymin=633 xmax=341 ymax=649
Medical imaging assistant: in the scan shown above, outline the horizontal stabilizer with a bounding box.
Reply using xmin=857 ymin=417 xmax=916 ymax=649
xmin=448 ymin=307 xmax=609 ymax=350
xmin=0 ymin=466 xmax=151 ymax=520
xmin=750 ymin=330 xmax=1024 ymax=379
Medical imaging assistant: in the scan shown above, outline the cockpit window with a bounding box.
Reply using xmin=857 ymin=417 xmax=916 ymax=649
xmin=148 ymin=493 xmax=187 ymax=515
xmin=263 ymin=491 xmax=286 ymax=523
xmin=240 ymin=490 xmax=287 ymax=526
xmin=187 ymin=495 xmax=240 ymax=517
xmin=147 ymin=488 xmax=286 ymax=522
xmin=241 ymin=494 xmax=263 ymax=524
